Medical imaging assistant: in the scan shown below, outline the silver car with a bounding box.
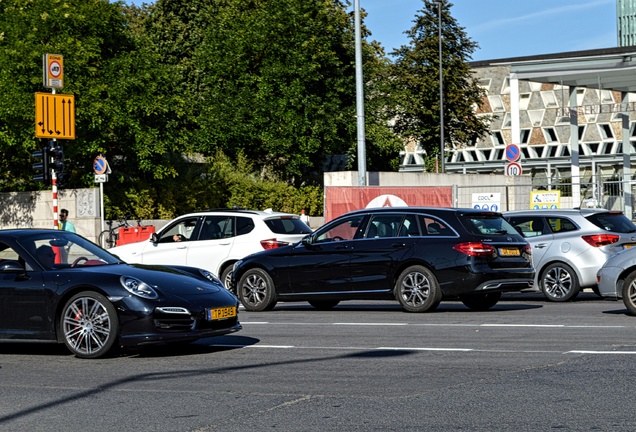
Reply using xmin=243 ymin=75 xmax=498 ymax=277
xmin=596 ymin=247 xmax=636 ymax=314
xmin=504 ymin=209 xmax=636 ymax=302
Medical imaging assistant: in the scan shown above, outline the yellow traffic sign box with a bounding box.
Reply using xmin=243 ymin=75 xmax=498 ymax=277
xmin=35 ymin=92 xmax=75 ymax=140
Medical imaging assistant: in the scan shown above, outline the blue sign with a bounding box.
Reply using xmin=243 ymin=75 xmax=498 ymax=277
xmin=94 ymin=155 xmax=108 ymax=175
xmin=505 ymin=144 xmax=521 ymax=162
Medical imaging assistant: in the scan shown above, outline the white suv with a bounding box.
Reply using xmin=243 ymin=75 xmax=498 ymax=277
xmin=108 ymin=209 xmax=312 ymax=287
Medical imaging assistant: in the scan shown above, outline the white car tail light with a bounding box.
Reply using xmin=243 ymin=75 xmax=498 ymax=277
xmin=260 ymin=238 xmax=290 ymax=250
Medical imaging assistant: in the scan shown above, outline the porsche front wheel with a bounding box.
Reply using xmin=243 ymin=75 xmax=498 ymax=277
xmin=60 ymin=291 xmax=119 ymax=359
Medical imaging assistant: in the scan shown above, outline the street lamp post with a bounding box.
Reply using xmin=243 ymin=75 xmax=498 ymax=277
xmin=354 ymin=0 xmax=367 ymax=186
xmin=438 ymin=1 xmax=445 ymax=173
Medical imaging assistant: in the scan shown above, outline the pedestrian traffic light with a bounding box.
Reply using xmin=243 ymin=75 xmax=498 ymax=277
xmin=32 ymin=147 xmax=51 ymax=185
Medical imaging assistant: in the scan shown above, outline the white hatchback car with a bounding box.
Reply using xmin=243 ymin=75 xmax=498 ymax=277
xmin=108 ymin=209 xmax=312 ymax=287
xmin=504 ymin=209 xmax=636 ymax=301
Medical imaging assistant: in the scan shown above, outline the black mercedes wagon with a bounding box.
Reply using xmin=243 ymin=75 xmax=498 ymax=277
xmin=231 ymin=207 xmax=534 ymax=313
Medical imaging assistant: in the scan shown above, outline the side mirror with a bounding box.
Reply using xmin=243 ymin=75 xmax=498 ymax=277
xmin=151 ymin=232 xmax=158 ymax=243
xmin=301 ymin=235 xmax=313 ymax=247
xmin=0 ymin=260 xmax=25 ymax=273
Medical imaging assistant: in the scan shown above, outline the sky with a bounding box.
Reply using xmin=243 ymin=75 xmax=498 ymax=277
xmin=125 ymin=0 xmax=618 ymax=61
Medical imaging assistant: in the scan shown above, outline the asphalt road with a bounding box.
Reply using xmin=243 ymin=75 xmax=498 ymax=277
xmin=1 ymin=292 xmax=636 ymax=432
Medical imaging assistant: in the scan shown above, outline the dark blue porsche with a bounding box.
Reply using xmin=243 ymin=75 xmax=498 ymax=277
xmin=0 ymin=229 xmax=241 ymax=359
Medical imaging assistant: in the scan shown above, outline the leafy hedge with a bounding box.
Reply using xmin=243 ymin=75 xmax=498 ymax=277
xmin=104 ymin=151 xmax=323 ymax=220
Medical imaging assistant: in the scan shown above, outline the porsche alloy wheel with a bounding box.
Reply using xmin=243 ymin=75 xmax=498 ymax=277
xmin=60 ymin=291 xmax=119 ymax=359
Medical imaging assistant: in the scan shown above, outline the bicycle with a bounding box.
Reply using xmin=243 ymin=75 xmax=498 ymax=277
xmin=98 ymin=218 xmax=131 ymax=249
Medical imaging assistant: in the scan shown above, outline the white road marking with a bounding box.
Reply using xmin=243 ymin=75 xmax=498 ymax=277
xmin=241 ymin=321 xmax=631 ymax=329
xmin=209 ymin=343 xmax=636 ymax=355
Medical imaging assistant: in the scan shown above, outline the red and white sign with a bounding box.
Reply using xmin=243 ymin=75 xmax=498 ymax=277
xmin=505 ymin=162 xmax=523 ymax=176
xmin=43 ymin=54 xmax=64 ymax=89
xmin=505 ymin=144 xmax=521 ymax=162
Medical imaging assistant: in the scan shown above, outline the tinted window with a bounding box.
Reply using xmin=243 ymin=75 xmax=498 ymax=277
xmin=461 ymin=215 xmax=517 ymax=236
xmin=264 ymin=217 xmax=312 ymax=235
xmin=315 ymin=215 xmax=365 ymax=242
xmin=587 ymin=213 xmax=636 ymax=233
xmin=236 ymin=217 xmax=255 ymax=236
xmin=396 ymin=214 xmax=420 ymax=237
xmin=507 ymin=216 xmax=549 ymax=237
xmin=159 ymin=217 xmax=199 ymax=243
xmin=547 ymin=217 xmax=578 ymax=233
xmin=365 ymin=214 xmax=404 ymax=238
xmin=417 ymin=215 xmax=453 ymax=236
xmin=200 ymin=216 xmax=232 ymax=240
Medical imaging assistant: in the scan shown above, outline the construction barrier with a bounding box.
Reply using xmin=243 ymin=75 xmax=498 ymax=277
xmin=116 ymin=225 xmax=155 ymax=246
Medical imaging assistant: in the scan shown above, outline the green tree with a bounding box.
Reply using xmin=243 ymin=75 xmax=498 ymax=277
xmin=0 ymin=0 xmax=177 ymax=192
xmin=389 ymin=0 xmax=489 ymax=172
xmin=194 ymin=0 xmax=361 ymax=186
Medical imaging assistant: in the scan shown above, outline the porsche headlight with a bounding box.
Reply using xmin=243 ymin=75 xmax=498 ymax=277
xmin=199 ymin=269 xmax=222 ymax=284
xmin=120 ymin=276 xmax=159 ymax=299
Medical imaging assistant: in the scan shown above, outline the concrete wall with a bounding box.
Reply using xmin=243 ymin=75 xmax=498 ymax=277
xmin=324 ymin=171 xmax=534 ymax=212
xmin=0 ymin=188 xmax=102 ymax=244
xmin=0 ymin=172 xmax=535 ymax=242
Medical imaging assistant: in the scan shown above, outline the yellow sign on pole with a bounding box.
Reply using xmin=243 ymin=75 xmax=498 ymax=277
xmin=43 ymin=54 xmax=64 ymax=89
xmin=35 ymin=92 xmax=75 ymax=140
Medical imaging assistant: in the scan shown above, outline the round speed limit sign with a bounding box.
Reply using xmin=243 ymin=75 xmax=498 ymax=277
xmin=505 ymin=162 xmax=522 ymax=176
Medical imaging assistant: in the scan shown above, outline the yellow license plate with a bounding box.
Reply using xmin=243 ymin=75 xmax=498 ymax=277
xmin=207 ymin=306 xmax=237 ymax=321
xmin=499 ymin=247 xmax=520 ymax=256
xmin=625 ymin=244 xmax=636 ymax=249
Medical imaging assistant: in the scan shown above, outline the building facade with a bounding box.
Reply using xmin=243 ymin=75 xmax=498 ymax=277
xmin=618 ymin=0 xmax=636 ymax=47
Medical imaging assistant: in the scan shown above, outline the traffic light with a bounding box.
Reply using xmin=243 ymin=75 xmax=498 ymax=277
xmin=32 ymin=147 xmax=51 ymax=185
xmin=51 ymin=144 xmax=64 ymax=175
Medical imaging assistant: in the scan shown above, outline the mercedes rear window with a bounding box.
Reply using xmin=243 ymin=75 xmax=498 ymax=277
xmin=460 ymin=214 xmax=518 ymax=236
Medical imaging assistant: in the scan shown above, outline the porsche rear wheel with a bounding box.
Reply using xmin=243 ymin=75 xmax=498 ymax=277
xmin=60 ymin=291 xmax=119 ymax=359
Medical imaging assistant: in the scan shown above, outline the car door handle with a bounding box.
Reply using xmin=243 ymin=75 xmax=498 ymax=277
xmin=391 ymin=243 xmax=406 ymax=248
xmin=334 ymin=244 xmax=348 ymax=250
xmin=534 ymin=243 xmax=548 ymax=249
xmin=176 ymin=245 xmax=188 ymax=249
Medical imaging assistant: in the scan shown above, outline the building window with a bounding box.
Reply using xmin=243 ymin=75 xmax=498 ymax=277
xmin=599 ymin=90 xmax=614 ymax=104
xmin=540 ymin=91 xmax=558 ymax=108
xmin=500 ymin=77 xmax=510 ymax=95
xmin=598 ymin=123 xmax=614 ymax=140
xmin=528 ymin=110 xmax=545 ymax=127
xmin=491 ymin=131 xmax=505 ymax=145
xmin=543 ymin=127 xmax=558 ymax=143
xmin=502 ymin=113 xmax=511 ymax=129
xmin=478 ymin=78 xmax=491 ymax=91
xmin=487 ymin=95 xmax=505 ymax=112
xmin=520 ymin=129 xmax=530 ymax=144
xmin=519 ymin=93 xmax=531 ymax=111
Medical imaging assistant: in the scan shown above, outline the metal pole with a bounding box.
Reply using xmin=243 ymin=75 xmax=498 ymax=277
xmin=438 ymin=1 xmax=445 ymax=173
xmin=354 ymin=0 xmax=367 ymax=186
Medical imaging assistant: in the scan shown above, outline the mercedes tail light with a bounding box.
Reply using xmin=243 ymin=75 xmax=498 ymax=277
xmin=260 ymin=239 xmax=290 ymax=250
xmin=582 ymin=234 xmax=620 ymax=247
xmin=453 ymin=242 xmax=496 ymax=257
